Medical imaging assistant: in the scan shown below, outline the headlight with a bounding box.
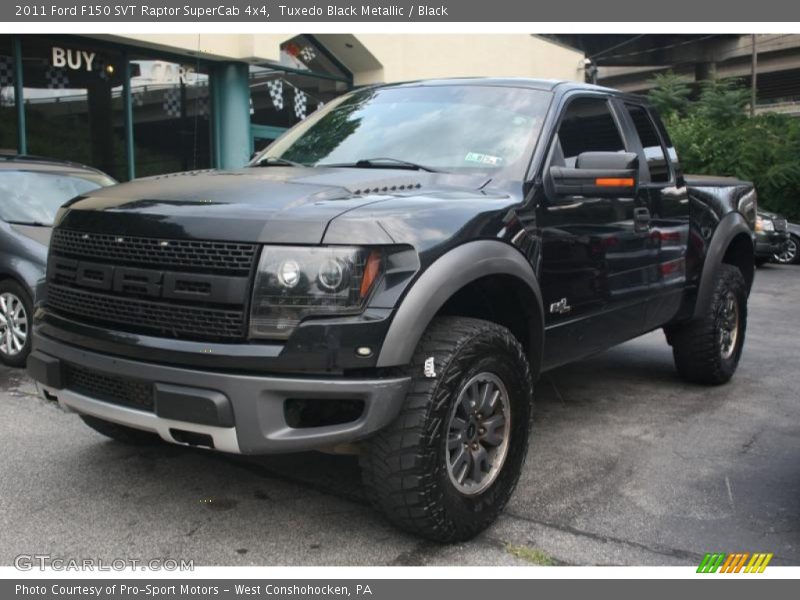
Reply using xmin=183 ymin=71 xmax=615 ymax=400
xmin=249 ymin=246 xmax=383 ymax=340
xmin=756 ymin=216 xmax=774 ymax=232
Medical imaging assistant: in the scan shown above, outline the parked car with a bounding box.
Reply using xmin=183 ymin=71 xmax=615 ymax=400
xmin=28 ymin=79 xmax=756 ymax=542
xmin=754 ymin=210 xmax=790 ymax=266
xmin=0 ymin=154 xmax=115 ymax=366
xmin=772 ymin=219 xmax=800 ymax=265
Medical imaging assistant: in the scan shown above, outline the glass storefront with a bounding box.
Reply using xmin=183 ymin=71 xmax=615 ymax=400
xmin=20 ymin=37 xmax=127 ymax=180
xmin=1 ymin=34 xmax=352 ymax=178
xmin=130 ymin=56 xmax=212 ymax=177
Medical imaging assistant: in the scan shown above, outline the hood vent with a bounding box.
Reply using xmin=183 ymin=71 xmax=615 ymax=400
xmin=353 ymin=182 xmax=423 ymax=196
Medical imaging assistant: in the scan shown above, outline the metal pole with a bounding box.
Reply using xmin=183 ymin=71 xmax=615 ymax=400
xmin=12 ymin=36 xmax=27 ymax=155
xmin=750 ymin=34 xmax=758 ymax=117
xmin=122 ymin=53 xmax=135 ymax=180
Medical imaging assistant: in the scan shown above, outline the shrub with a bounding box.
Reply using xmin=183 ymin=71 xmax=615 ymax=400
xmin=649 ymin=73 xmax=800 ymax=220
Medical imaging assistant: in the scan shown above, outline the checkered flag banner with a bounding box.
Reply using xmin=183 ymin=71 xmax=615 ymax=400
xmin=132 ymin=90 xmax=145 ymax=107
xmin=163 ymin=88 xmax=181 ymax=118
xmin=267 ymin=79 xmax=283 ymax=110
xmin=249 ymin=97 xmax=254 ymax=115
xmin=0 ymin=55 xmax=13 ymax=88
xmin=45 ymin=67 xmax=69 ymax=89
xmin=196 ymin=95 xmax=209 ymax=118
xmin=299 ymin=46 xmax=317 ymax=63
xmin=294 ymin=89 xmax=308 ymax=120
xmin=317 ymin=101 xmax=325 ymax=112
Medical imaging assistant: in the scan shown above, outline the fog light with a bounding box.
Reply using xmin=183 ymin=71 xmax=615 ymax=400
xmin=356 ymin=346 xmax=373 ymax=357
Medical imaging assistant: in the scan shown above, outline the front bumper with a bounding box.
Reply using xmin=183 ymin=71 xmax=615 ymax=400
xmin=29 ymin=333 xmax=410 ymax=455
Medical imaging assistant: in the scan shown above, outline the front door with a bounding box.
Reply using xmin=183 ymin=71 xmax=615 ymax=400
xmin=537 ymin=95 xmax=657 ymax=369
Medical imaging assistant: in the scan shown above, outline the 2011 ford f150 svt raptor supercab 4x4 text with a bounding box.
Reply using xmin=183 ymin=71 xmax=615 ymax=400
xmin=28 ymin=79 xmax=757 ymax=542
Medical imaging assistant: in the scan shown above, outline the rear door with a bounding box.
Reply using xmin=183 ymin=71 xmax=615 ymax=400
xmin=618 ymin=101 xmax=690 ymax=330
xmin=538 ymin=94 xmax=657 ymax=368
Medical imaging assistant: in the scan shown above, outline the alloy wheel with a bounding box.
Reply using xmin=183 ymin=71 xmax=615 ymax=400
xmin=773 ymin=238 xmax=797 ymax=264
xmin=0 ymin=293 xmax=28 ymax=357
xmin=718 ymin=290 xmax=739 ymax=360
xmin=445 ymin=372 xmax=511 ymax=496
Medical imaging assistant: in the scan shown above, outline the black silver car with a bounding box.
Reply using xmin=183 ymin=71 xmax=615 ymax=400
xmin=754 ymin=210 xmax=790 ymax=267
xmin=0 ymin=155 xmax=115 ymax=366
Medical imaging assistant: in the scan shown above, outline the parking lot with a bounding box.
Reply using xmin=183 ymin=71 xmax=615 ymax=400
xmin=0 ymin=265 xmax=798 ymax=567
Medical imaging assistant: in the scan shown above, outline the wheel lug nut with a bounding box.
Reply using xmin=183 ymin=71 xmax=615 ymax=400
xmin=479 ymin=428 xmax=485 ymax=435
xmin=471 ymin=443 xmax=479 ymax=450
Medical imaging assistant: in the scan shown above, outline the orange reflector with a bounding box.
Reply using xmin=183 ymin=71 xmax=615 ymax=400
xmin=595 ymin=177 xmax=634 ymax=187
xmin=360 ymin=250 xmax=382 ymax=299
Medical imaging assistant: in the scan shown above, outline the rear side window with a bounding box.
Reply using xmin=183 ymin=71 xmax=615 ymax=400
xmin=625 ymin=104 xmax=670 ymax=183
xmin=557 ymin=97 xmax=626 ymax=165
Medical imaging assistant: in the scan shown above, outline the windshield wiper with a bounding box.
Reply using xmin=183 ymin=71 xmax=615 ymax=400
xmin=253 ymin=156 xmax=305 ymax=168
xmin=323 ymin=157 xmax=441 ymax=173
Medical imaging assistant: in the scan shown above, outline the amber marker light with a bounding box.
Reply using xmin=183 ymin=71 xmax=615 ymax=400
xmin=360 ymin=250 xmax=382 ymax=299
xmin=595 ymin=177 xmax=635 ymax=187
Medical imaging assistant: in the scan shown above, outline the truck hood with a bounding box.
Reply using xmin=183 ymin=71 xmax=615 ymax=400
xmin=57 ymin=167 xmax=490 ymax=244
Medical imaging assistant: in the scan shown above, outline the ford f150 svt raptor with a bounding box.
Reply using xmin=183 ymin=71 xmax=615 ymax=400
xmin=28 ymin=79 xmax=757 ymax=542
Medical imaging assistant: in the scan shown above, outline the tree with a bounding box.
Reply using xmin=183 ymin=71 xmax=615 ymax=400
xmin=649 ymin=74 xmax=800 ymax=220
xmin=647 ymin=71 xmax=691 ymax=118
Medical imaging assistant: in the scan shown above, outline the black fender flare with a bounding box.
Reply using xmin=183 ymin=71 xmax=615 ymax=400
xmin=376 ymin=240 xmax=544 ymax=372
xmin=693 ymin=211 xmax=754 ymax=319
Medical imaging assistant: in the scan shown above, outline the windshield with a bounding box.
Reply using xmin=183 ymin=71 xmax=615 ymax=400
xmin=0 ymin=170 xmax=113 ymax=226
xmin=256 ymin=84 xmax=552 ymax=179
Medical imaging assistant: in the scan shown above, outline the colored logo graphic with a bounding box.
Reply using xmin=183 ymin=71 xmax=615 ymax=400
xmin=697 ymin=552 xmax=773 ymax=573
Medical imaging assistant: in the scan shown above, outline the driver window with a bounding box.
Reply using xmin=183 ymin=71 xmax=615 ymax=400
xmin=555 ymin=97 xmax=626 ymax=167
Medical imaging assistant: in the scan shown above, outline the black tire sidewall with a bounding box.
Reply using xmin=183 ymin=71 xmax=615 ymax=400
xmin=430 ymin=333 xmax=532 ymax=533
xmin=0 ymin=280 xmax=33 ymax=368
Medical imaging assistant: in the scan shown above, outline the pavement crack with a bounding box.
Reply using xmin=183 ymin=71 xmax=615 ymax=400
xmin=502 ymin=511 xmax=704 ymax=563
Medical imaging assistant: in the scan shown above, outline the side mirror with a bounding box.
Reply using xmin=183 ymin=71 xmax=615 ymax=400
xmin=549 ymin=151 xmax=639 ymax=198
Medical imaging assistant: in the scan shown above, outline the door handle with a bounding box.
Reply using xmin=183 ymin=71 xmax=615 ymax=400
xmin=634 ymin=207 xmax=651 ymax=232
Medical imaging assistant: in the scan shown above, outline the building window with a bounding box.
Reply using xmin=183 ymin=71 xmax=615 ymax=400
xmin=0 ymin=37 xmax=17 ymax=153
xmin=129 ymin=56 xmax=211 ymax=177
xmin=20 ymin=37 xmax=128 ymax=180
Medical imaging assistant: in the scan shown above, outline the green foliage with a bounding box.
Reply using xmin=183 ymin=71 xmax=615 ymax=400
xmin=694 ymin=78 xmax=751 ymax=125
xmin=647 ymin=72 xmax=691 ymax=119
xmin=650 ymin=73 xmax=800 ymax=220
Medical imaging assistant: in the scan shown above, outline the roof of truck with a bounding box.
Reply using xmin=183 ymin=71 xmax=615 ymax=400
xmin=388 ymin=77 xmax=619 ymax=94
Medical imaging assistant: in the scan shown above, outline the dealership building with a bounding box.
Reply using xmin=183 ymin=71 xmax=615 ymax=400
xmin=0 ymin=34 xmax=584 ymax=181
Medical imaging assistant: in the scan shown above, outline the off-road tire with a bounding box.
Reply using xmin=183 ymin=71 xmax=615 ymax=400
xmin=669 ymin=264 xmax=747 ymax=385
xmin=80 ymin=415 xmax=164 ymax=446
xmin=360 ymin=316 xmax=534 ymax=542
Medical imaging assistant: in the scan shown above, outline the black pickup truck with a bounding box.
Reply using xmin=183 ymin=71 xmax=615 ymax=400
xmin=28 ymin=79 xmax=757 ymax=542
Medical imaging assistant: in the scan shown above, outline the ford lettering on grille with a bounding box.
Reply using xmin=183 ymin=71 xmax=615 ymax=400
xmin=47 ymin=257 xmax=247 ymax=304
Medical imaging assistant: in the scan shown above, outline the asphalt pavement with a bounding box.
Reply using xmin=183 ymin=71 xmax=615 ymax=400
xmin=1 ymin=265 xmax=798 ymax=566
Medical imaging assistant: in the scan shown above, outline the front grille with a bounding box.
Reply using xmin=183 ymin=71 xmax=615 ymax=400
xmin=47 ymin=284 xmax=246 ymax=341
xmin=774 ymin=218 xmax=787 ymax=232
xmin=46 ymin=229 xmax=254 ymax=343
xmin=50 ymin=229 xmax=257 ymax=276
xmin=65 ymin=363 xmax=154 ymax=412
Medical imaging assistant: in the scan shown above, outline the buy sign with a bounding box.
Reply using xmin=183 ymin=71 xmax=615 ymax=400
xmin=51 ymin=47 xmax=96 ymax=72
